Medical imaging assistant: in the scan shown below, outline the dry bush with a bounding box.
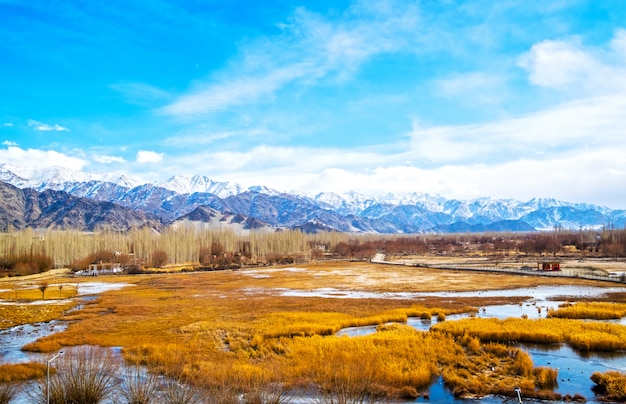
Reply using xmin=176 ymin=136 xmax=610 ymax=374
xmin=0 ymin=253 xmax=53 ymax=275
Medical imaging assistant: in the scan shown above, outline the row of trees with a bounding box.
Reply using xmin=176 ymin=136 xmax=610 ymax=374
xmin=2 ymin=227 xmax=626 ymax=274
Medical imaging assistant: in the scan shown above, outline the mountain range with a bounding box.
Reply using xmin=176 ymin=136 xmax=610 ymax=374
xmin=1 ymin=163 xmax=624 ymax=233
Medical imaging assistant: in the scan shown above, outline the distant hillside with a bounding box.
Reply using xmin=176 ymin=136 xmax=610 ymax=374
xmin=0 ymin=181 xmax=163 ymax=232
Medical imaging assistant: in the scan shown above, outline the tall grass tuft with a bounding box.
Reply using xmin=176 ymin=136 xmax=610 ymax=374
xmin=118 ymin=364 xmax=160 ymax=404
xmin=0 ymin=383 xmax=20 ymax=404
xmin=33 ymin=347 xmax=119 ymax=404
xmin=533 ymin=367 xmax=558 ymax=389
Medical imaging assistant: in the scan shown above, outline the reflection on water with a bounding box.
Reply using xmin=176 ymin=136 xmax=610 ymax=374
xmin=526 ymin=343 xmax=626 ymax=398
xmin=334 ymin=284 xmax=626 ymax=403
xmin=0 ymin=321 xmax=68 ymax=363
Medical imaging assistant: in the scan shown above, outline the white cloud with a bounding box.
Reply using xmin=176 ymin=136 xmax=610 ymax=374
xmin=0 ymin=146 xmax=88 ymax=171
xmin=136 ymin=150 xmax=164 ymax=163
xmin=518 ymin=31 xmax=626 ymax=95
xmin=408 ymin=94 xmax=626 ymax=165
xmin=2 ymin=140 xmax=18 ymax=147
xmin=150 ymin=87 xmax=626 ymax=209
xmin=27 ymin=119 xmax=70 ymax=132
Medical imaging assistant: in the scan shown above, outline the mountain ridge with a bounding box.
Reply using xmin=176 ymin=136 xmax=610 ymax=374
xmin=1 ymin=165 xmax=625 ymax=233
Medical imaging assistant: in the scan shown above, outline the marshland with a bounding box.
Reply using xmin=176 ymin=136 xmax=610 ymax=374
xmin=1 ymin=227 xmax=626 ymax=403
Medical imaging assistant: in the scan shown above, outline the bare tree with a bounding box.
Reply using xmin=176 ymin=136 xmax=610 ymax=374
xmin=38 ymin=282 xmax=49 ymax=300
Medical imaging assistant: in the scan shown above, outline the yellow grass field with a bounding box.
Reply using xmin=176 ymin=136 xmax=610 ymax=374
xmin=2 ymin=261 xmax=626 ymax=400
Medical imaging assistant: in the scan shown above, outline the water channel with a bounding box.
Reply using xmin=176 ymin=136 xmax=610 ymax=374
xmin=2 ymin=283 xmax=626 ymax=403
xmin=334 ymin=285 xmax=626 ymax=403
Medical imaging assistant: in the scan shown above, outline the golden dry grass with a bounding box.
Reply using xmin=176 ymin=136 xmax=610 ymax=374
xmin=0 ymin=302 xmax=76 ymax=330
xmin=548 ymin=301 xmax=626 ymax=320
xmin=0 ymin=362 xmax=48 ymax=382
xmin=432 ymin=317 xmax=626 ymax=351
xmin=4 ymin=261 xmax=624 ymax=399
xmin=0 ymin=282 xmax=78 ymax=301
xmin=591 ymin=370 xmax=626 ymax=401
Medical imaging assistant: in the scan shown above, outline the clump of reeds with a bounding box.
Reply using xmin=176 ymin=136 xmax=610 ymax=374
xmin=118 ymin=364 xmax=160 ymax=404
xmin=431 ymin=317 xmax=626 ymax=352
xmin=533 ymin=367 xmax=559 ymax=389
xmin=0 ymin=363 xmax=47 ymax=382
xmin=34 ymin=347 xmax=119 ymax=404
xmin=591 ymin=370 xmax=626 ymax=402
xmin=285 ymin=324 xmax=449 ymax=400
xmin=548 ymin=302 xmax=626 ymax=320
xmin=0 ymin=382 xmax=19 ymax=404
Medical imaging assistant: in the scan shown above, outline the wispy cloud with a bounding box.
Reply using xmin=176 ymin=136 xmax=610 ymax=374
xmin=2 ymin=140 xmax=18 ymax=147
xmin=162 ymin=127 xmax=269 ymax=148
xmin=28 ymin=119 xmax=69 ymax=132
xmin=160 ymin=1 xmax=421 ymax=118
xmin=3 ymin=123 xmax=13 ymax=127
xmin=93 ymin=154 xmax=126 ymax=164
xmin=109 ymin=82 xmax=171 ymax=106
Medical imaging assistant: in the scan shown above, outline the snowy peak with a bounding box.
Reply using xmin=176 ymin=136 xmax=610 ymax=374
xmin=156 ymin=175 xmax=245 ymax=197
xmin=0 ymin=164 xmax=141 ymax=190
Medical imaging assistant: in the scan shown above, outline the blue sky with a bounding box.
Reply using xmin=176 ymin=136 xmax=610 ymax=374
xmin=1 ymin=0 xmax=626 ymax=208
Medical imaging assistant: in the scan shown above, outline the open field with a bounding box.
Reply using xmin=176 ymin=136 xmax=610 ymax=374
xmin=384 ymin=254 xmax=626 ymax=281
xmin=3 ymin=261 xmax=626 ymax=401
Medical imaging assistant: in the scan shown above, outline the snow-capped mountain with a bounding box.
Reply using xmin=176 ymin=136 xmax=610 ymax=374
xmin=1 ymin=165 xmax=625 ymax=233
xmin=0 ymin=163 xmax=140 ymax=190
xmin=155 ymin=175 xmax=246 ymax=198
